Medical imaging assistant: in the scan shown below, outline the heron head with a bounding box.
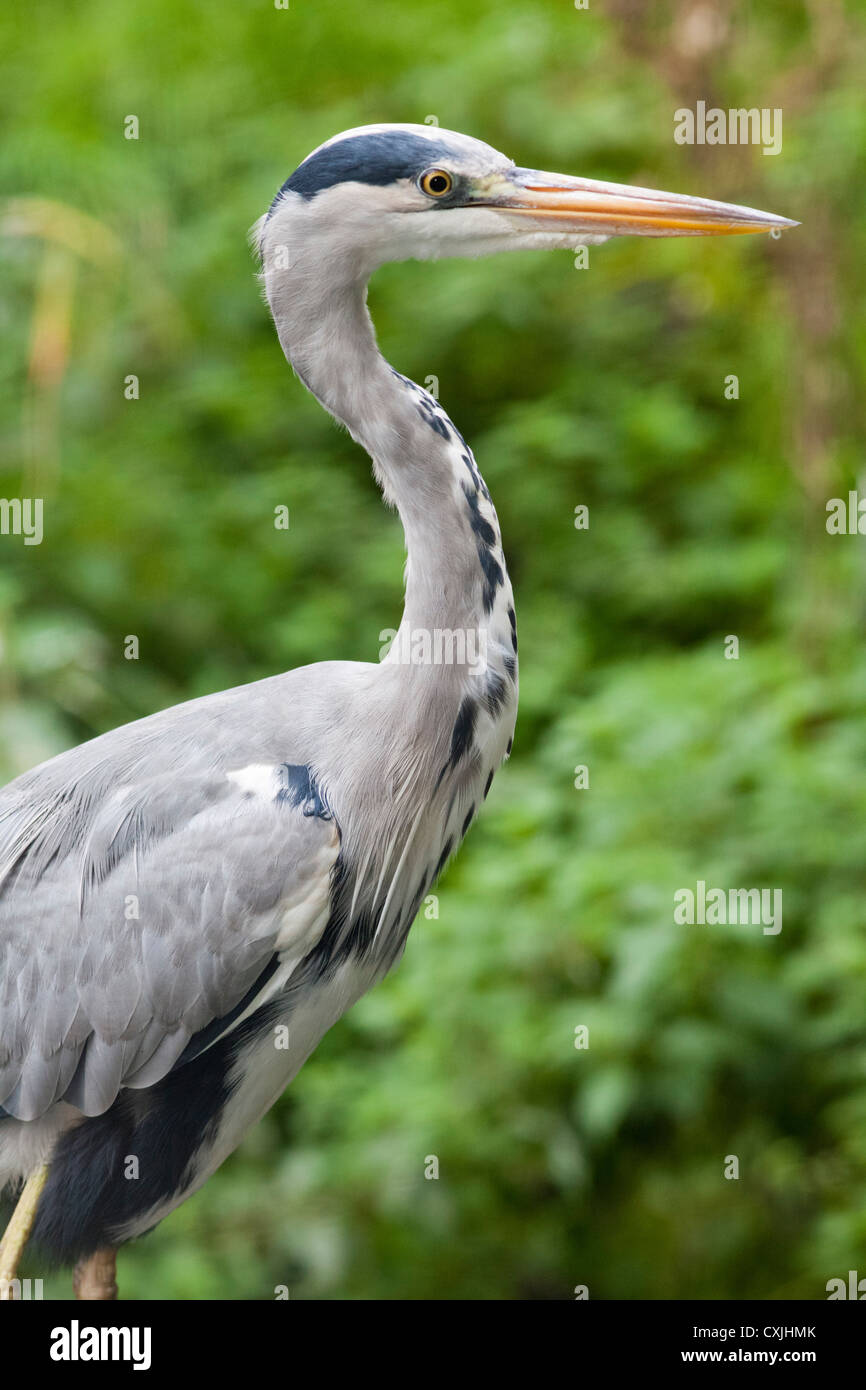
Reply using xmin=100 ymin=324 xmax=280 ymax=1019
xmin=257 ymin=122 xmax=796 ymax=277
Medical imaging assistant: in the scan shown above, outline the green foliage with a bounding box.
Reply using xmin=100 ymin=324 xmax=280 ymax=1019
xmin=1 ymin=0 xmax=865 ymax=1299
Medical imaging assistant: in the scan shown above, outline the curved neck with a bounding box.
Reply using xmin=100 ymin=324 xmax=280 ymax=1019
xmin=269 ymin=271 xmax=511 ymax=642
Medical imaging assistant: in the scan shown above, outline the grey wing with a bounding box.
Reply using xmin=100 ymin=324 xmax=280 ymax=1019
xmin=0 ymin=751 xmax=340 ymax=1121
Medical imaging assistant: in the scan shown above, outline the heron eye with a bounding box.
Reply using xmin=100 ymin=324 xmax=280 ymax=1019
xmin=419 ymin=168 xmax=453 ymax=198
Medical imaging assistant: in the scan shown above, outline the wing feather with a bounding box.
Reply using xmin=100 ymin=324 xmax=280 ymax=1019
xmin=0 ymin=725 xmax=340 ymax=1122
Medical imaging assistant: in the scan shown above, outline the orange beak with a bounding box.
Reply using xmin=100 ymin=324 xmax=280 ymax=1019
xmin=478 ymin=168 xmax=797 ymax=238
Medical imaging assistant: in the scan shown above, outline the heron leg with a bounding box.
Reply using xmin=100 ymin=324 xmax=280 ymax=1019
xmin=0 ymin=1163 xmax=50 ymax=1299
xmin=73 ymin=1247 xmax=118 ymax=1300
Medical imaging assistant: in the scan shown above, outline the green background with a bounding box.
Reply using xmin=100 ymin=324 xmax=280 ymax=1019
xmin=2 ymin=0 xmax=865 ymax=1299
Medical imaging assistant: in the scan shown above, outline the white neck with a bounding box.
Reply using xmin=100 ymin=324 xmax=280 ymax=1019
xmin=267 ymin=265 xmax=513 ymax=647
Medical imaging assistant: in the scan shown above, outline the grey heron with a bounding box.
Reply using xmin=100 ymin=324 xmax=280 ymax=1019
xmin=0 ymin=123 xmax=795 ymax=1299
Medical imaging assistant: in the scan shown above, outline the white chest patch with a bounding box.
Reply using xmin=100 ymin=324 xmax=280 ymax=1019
xmin=226 ymin=763 xmax=282 ymax=797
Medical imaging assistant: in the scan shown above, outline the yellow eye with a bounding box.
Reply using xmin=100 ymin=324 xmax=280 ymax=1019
xmin=419 ymin=168 xmax=453 ymax=198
